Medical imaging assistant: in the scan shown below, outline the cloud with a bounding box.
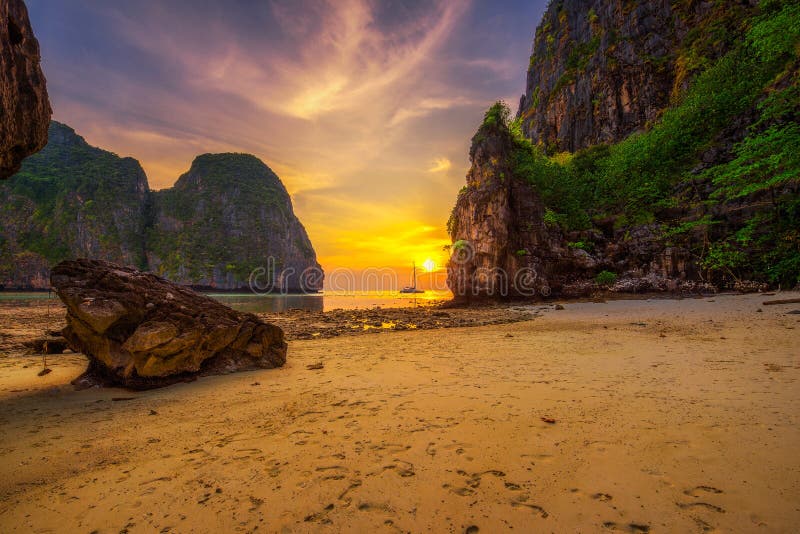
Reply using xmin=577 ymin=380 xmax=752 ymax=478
xmin=31 ymin=0 xmax=548 ymax=274
xmin=389 ymin=96 xmax=477 ymax=127
xmin=428 ymin=157 xmax=452 ymax=173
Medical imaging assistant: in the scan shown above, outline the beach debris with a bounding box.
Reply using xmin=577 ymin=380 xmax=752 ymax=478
xmin=50 ymin=259 xmax=287 ymax=390
xmin=541 ymin=417 xmax=556 ymax=424
xmin=554 ymin=304 xmax=565 ymax=310
xmin=763 ymin=298 xmax=800 ymax=306
xmin=307 ymin=362 xmax=324 ymax=370
xmin=37 ymin=368 xmax=51 ymax=376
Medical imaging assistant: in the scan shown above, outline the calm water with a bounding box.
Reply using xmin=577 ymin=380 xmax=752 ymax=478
xmin=0 ymin=290 xmax=453 ymax=313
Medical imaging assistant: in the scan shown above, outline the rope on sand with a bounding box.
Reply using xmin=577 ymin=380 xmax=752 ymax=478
xmin=37 ymin=288 xmax=53 ymax=377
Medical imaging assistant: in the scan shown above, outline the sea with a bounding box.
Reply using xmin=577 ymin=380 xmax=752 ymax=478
xmin=0 ymin=290 xmax=453 ymax=313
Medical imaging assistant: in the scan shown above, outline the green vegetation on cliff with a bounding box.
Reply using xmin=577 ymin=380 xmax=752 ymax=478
xmin=0 ymin=125 xmax=321 ymax=290
xmin=1 ymin=122 xmax=150 ymax=272
xmin=478 ymin=0 xmax=800 ymax=286
xmin=149 ymin=153 xmax=318 ymax=288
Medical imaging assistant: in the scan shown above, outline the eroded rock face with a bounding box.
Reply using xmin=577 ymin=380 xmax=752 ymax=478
xmin=51 ymin=259 xmax=287 ymax=389
xmin=446 ymin=119 xmax=704 ymax=301
xmin=446 ymin=122 xmax=574 ymax=301
xmin=1 ymin=0 xmax=51 ymax=178
xmin=517 ymin=0 xmax=757 ymax=153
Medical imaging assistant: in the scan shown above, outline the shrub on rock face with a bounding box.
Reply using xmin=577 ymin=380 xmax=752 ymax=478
xmin=595 ymin=270 xmax=617 ymax=287
xmin=50 ymin=259 xmax=287 ymax=389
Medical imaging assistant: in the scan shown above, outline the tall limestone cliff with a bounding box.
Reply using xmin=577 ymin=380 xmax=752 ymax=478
xmin=149 ymin=154 xmax=322 ymax=291
xmin=0 ymin=122 xmax=323 ymax=291
xmin=518 ymin=0 xmax=757 ymax=153
xmin=1 ymin=0 xmax=51 ymax=178
xmin=1 ymin=122 xmax=150 ymax=288
xmin=448 ymin=0 xmax=799 ymax=300
xmin=447 ymin=106 xmax=582 ymax=300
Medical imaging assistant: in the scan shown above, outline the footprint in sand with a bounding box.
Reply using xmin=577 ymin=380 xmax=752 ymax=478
xmin=442 ymin=441 xmax=469 ymax=454
xmin=425 ymin=442 xmax=437 ymax=457
xmin=303 ymin=503 xmax=334 ymax=524
xmin=248 ymin=496 xmax=264 ymax=511
xmin=445 ymin=470 xmax=509 ymax=497
xmin=683 ymin=485 xmax=723 ymax=498
xmin=443 ymin=483 xmax=476 ymax=497
xmin=676 ymin=501 xmax=725 ymax=513
xmin=356 ymin=501 xmax=394 ymax=513
xmin=370 ymin=442 xmax=412 ymax=454
xmin=678 ymin=485 xmax=725 ymax=514
xmin=592 ymin=492 xmax=613 ymax=502
xmin=366 ymin=460 xmax=415 ymax=478
xmin=510 ymin=501 xmax=548 ymax=518
xmin=336 ymin=479 xmax=363 ymax=507
xmin=314 ymin=464 xmax=349 ymax=481
xmin=602 ymin=521 xmax=650 ymax=533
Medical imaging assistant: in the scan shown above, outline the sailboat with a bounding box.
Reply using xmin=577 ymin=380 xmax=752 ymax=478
xmin=400 ymin=261 xmax=425 ymax=294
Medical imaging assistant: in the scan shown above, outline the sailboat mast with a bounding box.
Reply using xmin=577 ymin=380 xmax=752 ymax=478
xmin=412 ymin=261 xmax=417 ymax=289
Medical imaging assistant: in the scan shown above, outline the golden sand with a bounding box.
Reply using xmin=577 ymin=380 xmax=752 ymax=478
xmin=1 ymin=293 xmax=798 ymax=532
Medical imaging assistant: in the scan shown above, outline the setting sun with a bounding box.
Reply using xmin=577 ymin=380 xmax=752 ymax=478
xmin=422 ymin=258 xmax=436 ymax=272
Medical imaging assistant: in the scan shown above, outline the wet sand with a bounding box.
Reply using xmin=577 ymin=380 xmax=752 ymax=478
xmin=0 ymin=293 xmax=798 ymax=532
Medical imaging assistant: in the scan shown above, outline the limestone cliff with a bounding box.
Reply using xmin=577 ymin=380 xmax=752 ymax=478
xmin=448 ymin=1 xmax=799 ymax=300
xmin=0 ymin=122 xmax=323 ymax=291
xmin=0 ymin=0 xmax=51 ymax=178
xmin=1 ymin=122 xmax=150 ymax=288
xmin=149 ymin=154 xmax=322 ymax=292
xmin=518 ymin=0 xmax=757 ymax=153
xmin=447 ymin=111 xmax=572 ymax=300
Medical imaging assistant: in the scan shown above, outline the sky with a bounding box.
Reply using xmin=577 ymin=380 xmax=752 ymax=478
xmin=27 ymin=0 xmax=548 ymax=286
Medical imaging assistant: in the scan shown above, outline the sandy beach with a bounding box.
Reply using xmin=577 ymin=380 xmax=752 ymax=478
xmin=1 ymin=292 xmax=799 ymax=532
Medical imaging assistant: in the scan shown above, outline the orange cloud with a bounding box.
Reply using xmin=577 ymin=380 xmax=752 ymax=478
xmin=428 ymin=157 xmax=452 ymax=173
xmin=37 ymin=0 xmax=546 ymax=284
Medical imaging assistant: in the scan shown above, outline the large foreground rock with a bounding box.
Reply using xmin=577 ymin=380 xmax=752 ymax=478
xmin=1 ymin=0 xmax=51 ymax=178
xmin=50 ymin=259 xmax=287 ymax=389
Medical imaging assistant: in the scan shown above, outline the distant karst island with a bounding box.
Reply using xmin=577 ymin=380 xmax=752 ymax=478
xmin=0 ymin=122 xmax=322 ymax=292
